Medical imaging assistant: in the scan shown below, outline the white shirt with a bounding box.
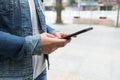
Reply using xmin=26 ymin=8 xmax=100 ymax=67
xmin=28 ymin=0 xmax=46 ymax=79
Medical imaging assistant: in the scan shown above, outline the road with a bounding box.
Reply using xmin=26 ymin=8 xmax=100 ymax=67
xmin=46 ymin=24 xmax=120 ymax=80
xmin=44 ymin=8 xmax=120 ymax=80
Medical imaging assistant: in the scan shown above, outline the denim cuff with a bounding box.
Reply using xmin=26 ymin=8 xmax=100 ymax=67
xmin=25 ymin=34 xmax=41 ymax=55
xmin=50 ymin=30 xmax=59 ymax=34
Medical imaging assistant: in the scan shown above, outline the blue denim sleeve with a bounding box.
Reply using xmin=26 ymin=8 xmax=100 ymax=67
xmin=46 ymin=25 xmax=57 ymax=34
xmin=25 ymin=34 xmax=41 ymax=55
xmin=0 ymin=31 xmax=25 ymax=60
xmin=0 ymin=31 xmax=41 ymax=60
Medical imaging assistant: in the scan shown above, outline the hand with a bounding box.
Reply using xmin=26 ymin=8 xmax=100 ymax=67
xmin=53 ymin=32 xmax=77 ymax=39
xmin=40 ymin=33 xmax=70 ymax=54
xmin=53 ymin=32 xmax=69 ymax=39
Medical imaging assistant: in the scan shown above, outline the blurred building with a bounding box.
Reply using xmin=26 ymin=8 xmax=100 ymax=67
xmin=44 ymin=0 xmax=98 ymax=11
xmin=44 ymin=0 xmax=119 ymax=11
xmin=77 ymin=0 xmax=98 ymax=11
xmin=44 ymin=0 xmax=69 ymax=10
xmin=44 ymin=0 xmax=68 ymax=6
xmin=98 ymin=0 xmax=118 ymax=10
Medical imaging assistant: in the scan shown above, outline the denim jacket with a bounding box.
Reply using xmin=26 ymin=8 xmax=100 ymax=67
xmin=0 ymin=0 xmax=55 ymax=80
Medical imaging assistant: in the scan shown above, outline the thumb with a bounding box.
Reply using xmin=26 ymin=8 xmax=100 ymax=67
xmin=45 ymin=33 xmax=56 ymax=38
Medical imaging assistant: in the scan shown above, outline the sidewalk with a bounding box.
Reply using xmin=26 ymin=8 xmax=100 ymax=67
xmin=47 ymin=24 xmax=120 ymax=80
xmin=48 ymin=70 xmax=95 ymax=80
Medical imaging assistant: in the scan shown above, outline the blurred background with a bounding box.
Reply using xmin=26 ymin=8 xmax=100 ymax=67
xmin=43 ymin=0 xmax=120 ymax=80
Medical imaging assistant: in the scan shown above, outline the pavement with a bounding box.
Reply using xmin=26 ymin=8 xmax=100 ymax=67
xmin=46 ymin=24 xmax=120 ymax=80
xmin=44 ymin=9 xmax=120 ymax=80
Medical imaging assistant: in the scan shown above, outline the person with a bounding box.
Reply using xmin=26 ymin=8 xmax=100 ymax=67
xmin=0 ymin=0 xmax=71 ymax=80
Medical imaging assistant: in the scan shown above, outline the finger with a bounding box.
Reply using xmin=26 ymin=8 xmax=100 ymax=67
xmin=66 ymin=39 xmax=71 ymax=43
xmin=55 ymin=32 xmax=64 ymax=38
xmin=46 ymin=33 xmax=56 ymax=38
xmin=55 ymin=34 xmax=62 ymax=38
xmin=72 ymin=35 xmax=77 ymax=38
xmin=61 ymin=33 xmax=69 ymax=37
xmin=47 ymin=47 xmax=58 ymax=54
xmin=57 ymin=39 xmax=70 ymax=47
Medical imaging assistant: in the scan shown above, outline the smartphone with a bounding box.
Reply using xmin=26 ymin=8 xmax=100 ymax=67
xmin=62 ymin=27 xmax=93 ymax=39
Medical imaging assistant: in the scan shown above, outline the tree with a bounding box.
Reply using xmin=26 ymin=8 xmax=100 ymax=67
xmin=116 ymin=0 xmax=120 ymax=27
xmin=56 ymin=0 xmax=63 ymax=24
xmin=68 ymin=0 xmax=76 ymax=6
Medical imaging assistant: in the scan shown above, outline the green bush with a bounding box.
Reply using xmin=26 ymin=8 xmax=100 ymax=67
xmin=53 ymin=5 xmax=65 ymax=11
xmin=68 ymin=0 xmax=76 ymax=5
